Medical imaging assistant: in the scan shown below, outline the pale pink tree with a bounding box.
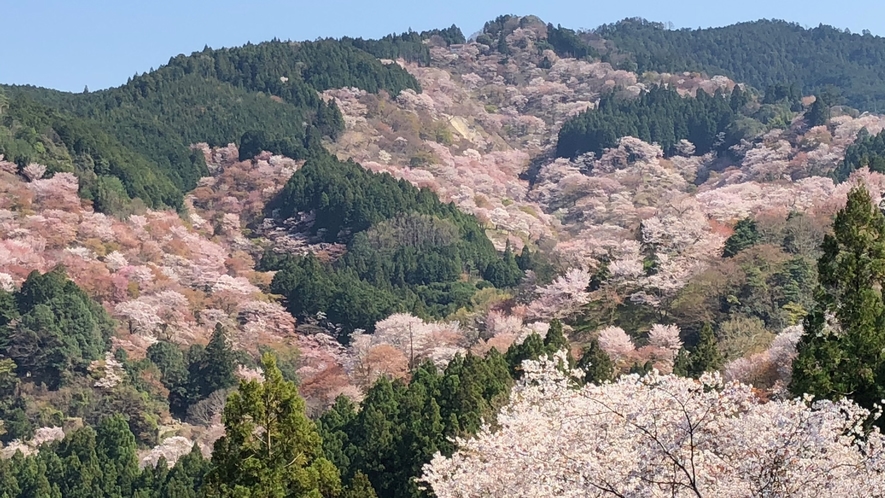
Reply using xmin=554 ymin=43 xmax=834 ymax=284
xmin=597 ymin=326 xmax=634 ymax=361
xmin=422 ymin=352 xmax=885 ymax=497
xmin=527 ymin=268 xmax=591 ymax=320
xmin=647 ymin=324 xmax=682 ymax=351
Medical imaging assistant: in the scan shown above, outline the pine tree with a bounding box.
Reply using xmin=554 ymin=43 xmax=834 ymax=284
xmin=806 ymin=95 xmax=831 ymax=127
xmin=516 ymin=246 xmax=532 ymax=271
xmin=204 ymin=353 xmax=341 ymax=497
xmin=162 ymin=445 xmax=209 ymax=496
xmin=729 ymin=85 xmax=748 ymax=111
xmin=576 ymin=338 xmax=614 ymax=384
xmin=191 ymin=324 xmax=237 ymax=400
xmin=95 ymin=415 xmax=140 ymax=497
xmin=791 ymin=187 xmax=885 ymax=413
xmin=723 ymin=217 xmax=760 ymax=257
xmin=341 ymin=472 xmax=377 ymax=498
xmin=504 ymin=333 xmax=545 ymax=377
xmin=496 ymin=32 xmax=510 ymax=55
xmin=673 ymin=323 xmax=723 ymax=378
xmin=543 ymin=319 xmax=570 ymax=353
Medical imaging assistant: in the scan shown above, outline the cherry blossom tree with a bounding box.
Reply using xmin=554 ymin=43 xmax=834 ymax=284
xmin=423 ymin=352 xmax=885 ymax=497
xmin=596 ymin=326 xmax=634 ymax=361
xmin=527 ymin=268 xmax=592 ymax=320
xmin=647 ymin=324 xmax=682 ymax=351
xmin=140 ymin=436 xmax=200 ymax=469
xmin=725 ymin=325 xmax=803 ymax=391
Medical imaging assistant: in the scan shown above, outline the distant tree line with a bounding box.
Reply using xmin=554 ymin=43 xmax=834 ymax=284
xmin=596 ymin=18 xmax=885 ymax=111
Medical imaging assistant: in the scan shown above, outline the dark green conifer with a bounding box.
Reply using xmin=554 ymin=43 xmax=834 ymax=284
xmin=723 ymin=218 xmax=760 ymax=257
xmin=791 ymin=187 xmax=885 ymax=414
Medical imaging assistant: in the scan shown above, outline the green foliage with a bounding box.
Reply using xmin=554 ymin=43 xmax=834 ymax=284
xmin=835 ymin=128 xmax=885 ymax=182
xmin=805 ymin=95 xmax=831 ymax=127
xmin=192 ymin=324 xmax=237 ymax=400
xmin=268 ymin=153 xmax=504 ymax=335
xmin=3 ymin=36 xmax=422 ymax=214
xmin=597 ymin=18 xmax=885 ymax=111
xmin=340 ymin=25 xmax=467 ymax=67
xmin=762 ymin=83 xmax=802 ymax=108
xmin=791 ymin=187 xmax=885 ymax=416
xmin=546 ymin=24 xmax=597 ymax=59
xmin=145 ymin=327 xmax=238 ymax=419
xmin=341 ymin=472 xmax=378 ymax=498
xmin=268 ymin=253 xmax=400 ymax=335
xmin=504 ymin=333 xmax=546 ymax=377
xmin=505 ymin=320 xmax=572 ymax=378
xmin=94 ymin=415 xmax=140 ymax=496
xmin=576 ymin=338 xmax=614 ymax=384
xmin=556 ymin=85 xmax=741 ymax=159
xmin=318 ymin=351 xmax=512 ymax=498
xmin=204 ymin=353 xmax=341 ymax=497
xmin=543 ymin=319 xmax=571 ymax=353
xmin=673 ymin=323 xmax=724 ymax=378
xmin=482 ymin=243 xmax=524 ymax=288
xmin=723 ymin=217 xmax=761 ymax=257
xmin=0 ymin=322 xmax=568 ymax=498
xmin=0 ymin=269 xmax=114 ymax=390
xmin=0 ymin=93 xmax=189 ymax=213
xmin=0 ymin=421 xmax=210 ymax=498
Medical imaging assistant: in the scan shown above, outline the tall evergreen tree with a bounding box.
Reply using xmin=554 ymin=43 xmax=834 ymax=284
xmin=576 ymin=338 xmax=614 ymax=384
xmin=806 ymin=95 xmax=831 ymax=127
xmin=341 ymin=472 xmax=378 ymax=498
xmin=723 ymin=217 xmax=761 ymax=257
xmin=189 ymin=324 xmax=237 ymax=402
xmin=204 ymin=353 xmax=341 ymax=497
xmin=543 ymin=319 xmax=570 ymax=353
xmin=95 ymin=415 xmax=140 ymax=497
xmin=791 ymin=187 xmax=885 ymax=413
xmin=673 ymin=323 xmax=723 ymax=378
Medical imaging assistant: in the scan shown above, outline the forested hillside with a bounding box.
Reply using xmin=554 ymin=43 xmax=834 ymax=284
xmin=556 ymin=84 xmax=746 ymax=159
xmin=596 ymin=18 xmax=885 ymax=111
xmin=0 ymin=93 xmax=186 ymax=212
xmin=264 ymin=152 xmax=515 ymax=335
xmin=6 ymin=10 xmax=885 ymax=497
xmin=1 ymin=39 xmax=421 ymax=213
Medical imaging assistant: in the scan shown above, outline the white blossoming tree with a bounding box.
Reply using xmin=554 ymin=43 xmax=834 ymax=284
xmin=422 ymin=352 xmax=885 ymax=497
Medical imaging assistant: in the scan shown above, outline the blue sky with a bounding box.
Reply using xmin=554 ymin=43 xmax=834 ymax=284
xmin=2 ymin=0 xmax=884 ymax=92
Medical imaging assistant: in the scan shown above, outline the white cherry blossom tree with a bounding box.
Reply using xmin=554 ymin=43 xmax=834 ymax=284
xmin=423 ymin=352 xmax=885 ymax=497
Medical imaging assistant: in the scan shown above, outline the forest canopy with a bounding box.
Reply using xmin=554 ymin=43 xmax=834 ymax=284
xmin=596 ymin=18 xmax=885 ymax=111
xmin=264 ymin=153 xmax=514 ymax=336
xmin=1 ymin=38 xmax=422 ymax=214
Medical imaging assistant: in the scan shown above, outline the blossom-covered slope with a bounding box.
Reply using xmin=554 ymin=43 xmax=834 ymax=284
xmin=6 ymin=14 xmax=885 ymax=465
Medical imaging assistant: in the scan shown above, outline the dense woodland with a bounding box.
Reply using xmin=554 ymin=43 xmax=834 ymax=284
xmin=263 ymin=153 xmax=521 ymax=336
xmin=556 ymin=84 xmax=748 ymax=159
xmin=1 ymin=39 xmax=419 ymax=214
xmin=0 ymin=313 xmax=587 ymax=497
xmin=836 ymin=127 xmax=885 ymax=181
xmin=596 ymin=18 xmax=885 ymax=112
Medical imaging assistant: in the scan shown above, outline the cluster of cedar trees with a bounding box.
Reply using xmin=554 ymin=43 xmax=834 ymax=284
xmin=0 ymin=34 xmax=434 ymax=215
xmin=262 ymin=153 xmax=531 ymax=337
xmin=596 ymin=18 xmax=885 ymax=112
xmin=0 ymin=309 xmax=615 ymax=497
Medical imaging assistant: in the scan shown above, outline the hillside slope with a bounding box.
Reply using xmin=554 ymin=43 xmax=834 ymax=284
xmin=596 ymin=18 xmax=885 ymax=111
xmin=6 ymin=13 xmax=885 ymax=497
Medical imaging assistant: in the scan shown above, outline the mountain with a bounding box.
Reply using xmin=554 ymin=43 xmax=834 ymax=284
xmin=2 ymin=38 xmax=424 ymax=213
xmin=4 ymin=12 xmax=885 ymax=497
xmin=596 ymin=18 xmax=885 ymax=111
